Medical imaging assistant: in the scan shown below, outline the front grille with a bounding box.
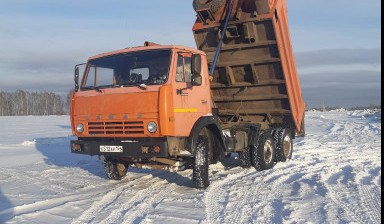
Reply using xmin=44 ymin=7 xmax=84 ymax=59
xmin=88 ymin=121 xmax=145 ymax=135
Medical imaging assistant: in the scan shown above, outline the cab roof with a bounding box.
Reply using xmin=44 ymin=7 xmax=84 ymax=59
xmin=88 ymin=45 xmax=206 ymax=61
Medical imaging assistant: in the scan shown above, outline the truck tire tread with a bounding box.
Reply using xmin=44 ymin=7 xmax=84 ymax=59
xmin=251 ymin=130 xmax=276 ymax=171
xmin=238 ymin=146 xmax=252 ymax=168
xmin=104 ymin=157 xmax=128 ymax=180
xmin=193 ymin=135 xmax=210 ymax=189
xmin=273 ymin=128 xmax=293 ymax=162
xmin=193 ymin=0 xmax=227 ymax=14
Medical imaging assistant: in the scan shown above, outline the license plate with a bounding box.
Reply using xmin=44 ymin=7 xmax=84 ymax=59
xmin=100 ymin=145 xmax=123 ymax=153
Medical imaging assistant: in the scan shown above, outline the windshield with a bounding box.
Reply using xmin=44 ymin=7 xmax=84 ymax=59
xmin=81 ymin=50 xmax=172 ymax=90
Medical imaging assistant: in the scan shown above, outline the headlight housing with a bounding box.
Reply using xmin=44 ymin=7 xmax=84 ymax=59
xmin=76 ymin=123 xmax=84 ymax=134
xmin=147 ymin=122 xmax=157 ymax=134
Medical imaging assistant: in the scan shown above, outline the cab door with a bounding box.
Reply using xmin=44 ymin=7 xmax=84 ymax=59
xmin=172 ymin=52 xmax=210 ymax=137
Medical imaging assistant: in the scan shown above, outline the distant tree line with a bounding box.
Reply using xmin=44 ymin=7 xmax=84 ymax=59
xmin=1 ymin=89 xmax=380 ymax=116
xmin=0 ymin=90 xmax=66 ymax=116
xmin=349 ymin=105 xmax=381 ymax=111
xmin=310 ymin=105 xmax=381 ymax=112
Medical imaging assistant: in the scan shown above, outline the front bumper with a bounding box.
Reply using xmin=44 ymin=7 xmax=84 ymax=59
xmin=70 ymin=138 xmax=169 ymax=158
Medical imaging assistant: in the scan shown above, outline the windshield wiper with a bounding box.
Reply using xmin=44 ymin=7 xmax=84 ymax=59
xmin=115 ymin=83 xmax=147 ymax=90
xmin=83 ymin=86 xmax=102 ymax=92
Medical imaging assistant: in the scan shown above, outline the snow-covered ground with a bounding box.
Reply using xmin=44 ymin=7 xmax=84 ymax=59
xmin=0 ymin=110 xmax=381 ymax=224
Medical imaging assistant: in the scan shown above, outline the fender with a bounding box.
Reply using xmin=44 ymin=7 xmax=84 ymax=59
xmin=187 ymin=116 xmax=227 ymax=156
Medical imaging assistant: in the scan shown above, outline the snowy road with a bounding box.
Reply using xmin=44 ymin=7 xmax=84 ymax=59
xmin=0 ymin=110 xmax=381 ymax=224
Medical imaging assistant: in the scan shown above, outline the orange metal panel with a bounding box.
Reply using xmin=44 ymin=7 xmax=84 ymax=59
xmin=70 ymin=93 xmax=76 ymax=135
xmin=169 ymin=51 xmax=212 ymax=137
xmin=159 ymin=85 xmax=175 ymax=136
xmin=74 ymin=92 xmax=159 ymax=115
xmin=272 ymin=0 xmax=306 ymax=131
xmin=73 ymin=89 xmax=161 ymax=138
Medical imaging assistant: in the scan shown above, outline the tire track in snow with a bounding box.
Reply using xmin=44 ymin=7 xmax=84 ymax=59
xmin=204 ymin=149 xmax=325 ymax=224
xmin=0 ymin=188 xmax=105 ymax=218
xmin=1 ymin=164 xmax=107 ymax=195
xmin=100 ymin=172 xmax=191 ymax=224
xmin=324 ymin=180 xmax=365 ymax=223
xmin=225 ymin=169 xmax=285 ymax=224
xmin=224 ymin=179 xmax=262 ymax=224
xmin=204 ymin=168 xmax=250 ymax=224
xmin=71 ymin=174 xmax=154 ymax=224
xmin=72 ymin=170 xmax=165 ymax=224
xmin=358 ymin=185 xmax=382 ymax=224
xmin=121 ymin=182 xmax=173 ymax=224
xmin=1 ymin=168 xmax=70 ymax=193
xmin=223 ymin=165 xmax=316 ymax=224
xmin=0 ymin=172 xmax=151 ymax=220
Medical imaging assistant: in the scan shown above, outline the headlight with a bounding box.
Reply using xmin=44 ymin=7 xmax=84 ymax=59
xmin=147 ymin=122 xmax=157 ymax=134
xmin=76 ymin=123 xmax=84 ymax=134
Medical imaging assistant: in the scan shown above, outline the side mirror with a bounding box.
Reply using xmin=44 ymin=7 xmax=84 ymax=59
xmin=74 ymin=66 xmax=79 ymax=92
xmin=191 ymin=54 xmax=202 ymax=86
xmin=74 ymin=63 xmax=86 ymax=92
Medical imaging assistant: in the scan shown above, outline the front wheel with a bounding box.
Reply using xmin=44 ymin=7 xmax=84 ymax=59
xmin=193 ymin=134 xmax=210 ymax=189
xmin=104 ymin=157 xmax=128 ymax=180
xmin=251 ymin=131 xmax=276 ymax=171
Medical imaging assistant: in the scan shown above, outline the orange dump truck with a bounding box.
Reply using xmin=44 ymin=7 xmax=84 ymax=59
xmin=70 ymin=0 xmax=305 ymax=189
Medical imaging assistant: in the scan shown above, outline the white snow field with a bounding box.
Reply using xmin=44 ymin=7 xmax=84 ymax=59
xmin=0 ymin=110 xmax=381 ymax=224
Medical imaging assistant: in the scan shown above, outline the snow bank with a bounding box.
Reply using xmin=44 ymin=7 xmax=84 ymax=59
xmin=21 ymin=139 xmax=37 ymax=146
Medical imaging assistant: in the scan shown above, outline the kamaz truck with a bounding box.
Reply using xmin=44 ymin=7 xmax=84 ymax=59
xmin=70 ymin=0 xmax=305 ymax=189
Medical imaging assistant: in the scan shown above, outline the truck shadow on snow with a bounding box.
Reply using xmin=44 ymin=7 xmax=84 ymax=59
xmin=58 ymin=125 xmax=72 ymax=130
xmin=125 ymin=156 xmax=242 ymax=188
xmin=34 ymin=136 xmax=106 ymax=178
xmin=0 ymin=188 xmax=14 ymax=223
xmin=125 ymin=168 xmax=195 ymax=188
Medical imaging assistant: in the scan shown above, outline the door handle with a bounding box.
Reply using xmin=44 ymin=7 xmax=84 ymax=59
xmin=177 ymin=89 xmax=189 ymax=96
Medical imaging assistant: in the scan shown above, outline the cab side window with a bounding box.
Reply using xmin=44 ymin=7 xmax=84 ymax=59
xmin=175 ymin=54 xmax=192 ymax=83
xmin=176 ymin=55 xmax=185 ymax=82
xmin=184 ymin=57 xmax=192 ymax=83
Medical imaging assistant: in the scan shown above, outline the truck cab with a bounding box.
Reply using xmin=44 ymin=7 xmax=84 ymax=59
xmin=71 ymin=44 xmax=224 ymax=188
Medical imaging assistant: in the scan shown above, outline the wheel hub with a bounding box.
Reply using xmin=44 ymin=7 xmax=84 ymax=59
xmin=283 ymin=135 xmax=292 ymax=158
xmin=117 ymin=163 xmax=127 ymax=176
xmin=264 ymin=139 xmax=273 ymax=164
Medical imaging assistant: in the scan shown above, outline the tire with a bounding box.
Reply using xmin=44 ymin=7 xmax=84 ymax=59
xmin=193 ymin=0 xmax=227 ymax=14
xmin=251 ymin=130 xmax=276 ymax=171
xmin=104 ymin=157 xmax=128 ymax=180
xmin=193 ymin=134 xmax=210 ymax=189
xmin=273 ymin=128 xmax=293 ymax=162
xmin=238 ymin=146 xmax=252 ymax=168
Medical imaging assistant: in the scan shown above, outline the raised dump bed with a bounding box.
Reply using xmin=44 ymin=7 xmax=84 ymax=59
xmin=193 ymin=0 xmax=305 ymax=134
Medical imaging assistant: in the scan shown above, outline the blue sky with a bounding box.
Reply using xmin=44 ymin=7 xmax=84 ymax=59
xmin=0 ymin=0 xmax=381 ymax=108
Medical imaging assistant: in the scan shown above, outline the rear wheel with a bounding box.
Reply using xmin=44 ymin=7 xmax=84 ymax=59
xmin=251 ymin=130 xmax=276 ymax=171
xmin=274 ymin=128 xmax=293 ymax=162
xmin=193 ymin=0 xmax=227 ymax=14
xmin=104 ymin=157 xmax=128 ymax=180
xmin=193 ymin=131 xmax=210 ymax=189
